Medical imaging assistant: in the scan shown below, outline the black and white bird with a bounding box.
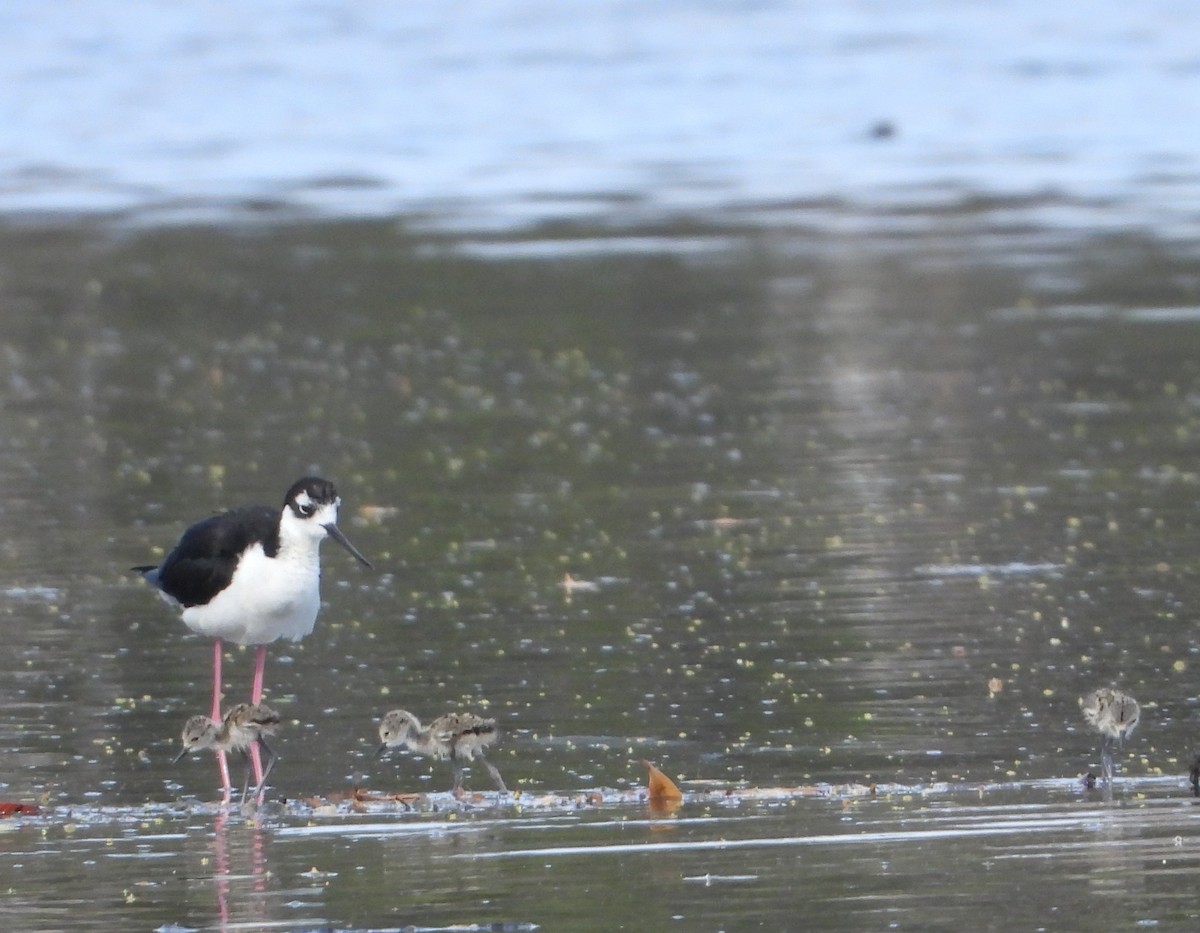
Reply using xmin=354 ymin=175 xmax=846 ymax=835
xmin=137 ymin=476 xmax=372 ymax=794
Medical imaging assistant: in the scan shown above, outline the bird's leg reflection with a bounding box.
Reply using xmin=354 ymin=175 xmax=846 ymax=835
xmin=212 ymin=809 xmax=230 ymax=931
xmin=208 ymin=808 xmax=269 ymax=932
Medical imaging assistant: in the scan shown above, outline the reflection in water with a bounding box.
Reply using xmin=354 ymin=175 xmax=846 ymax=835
xmin=209 ymin=810 xmax=269 ymax=933
xmin=1085 ymin=809 xmax=1147 ymax=902
xmin=211 ymin=810 xmax=232 ymax=930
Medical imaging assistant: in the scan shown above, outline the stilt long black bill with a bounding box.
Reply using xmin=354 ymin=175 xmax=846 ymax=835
xmin=324 ymin=523 xmax=373 ymax=569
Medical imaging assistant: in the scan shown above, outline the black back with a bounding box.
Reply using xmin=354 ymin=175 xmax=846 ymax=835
xmin=148 ymin=504 xmax=280 ymax=607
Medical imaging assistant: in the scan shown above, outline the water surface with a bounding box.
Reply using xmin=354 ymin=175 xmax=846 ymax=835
xmin=2 ymin=212 xmax=1200 ymax=929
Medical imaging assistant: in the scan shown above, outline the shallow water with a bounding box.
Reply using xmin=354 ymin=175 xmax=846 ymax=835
xmin=5 ymin=780 xmax=1200 ymax=931
xmin=2 ymin=211 xmax=1200 ymax=929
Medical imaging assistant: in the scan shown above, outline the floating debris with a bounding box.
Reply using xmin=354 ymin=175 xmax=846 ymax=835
xmin=0 ymin=802 xmax=41 ymax=817
xmin=695 ymin=517 xmax=759 ymax=530
xmin=2 ymin=586 xmax=62 ymax=601
xmin=355 ymin=504 xmax=400 ymax=525
xmin=682 ymin=873 xmax=760 ymax=885
xmin=560 ymin=573 xmax=600 ymax=595
xmin=914 ymin=562 xmax=1063 ymax=578
xmin=644 ymin=760 xmax=683 ymax=818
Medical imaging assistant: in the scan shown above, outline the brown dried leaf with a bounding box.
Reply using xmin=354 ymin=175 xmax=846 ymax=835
xmin=642 ymin=760 xmax=683 ymax=801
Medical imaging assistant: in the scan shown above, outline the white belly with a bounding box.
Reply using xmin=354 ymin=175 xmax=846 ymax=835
xmin=180 ymin=546 xmax=322 ymax=645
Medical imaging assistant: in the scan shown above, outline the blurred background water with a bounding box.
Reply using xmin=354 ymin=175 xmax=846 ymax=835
xmin=5 ymin=2 xmax=1200 ymax=932
xmin=3 ymin=0 xmax=1200 ymax=229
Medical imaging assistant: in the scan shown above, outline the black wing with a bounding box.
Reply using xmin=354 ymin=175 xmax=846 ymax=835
xmin=151 ymin=505 xmax=279 ymax=607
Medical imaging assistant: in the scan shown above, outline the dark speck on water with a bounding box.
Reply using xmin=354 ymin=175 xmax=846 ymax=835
xmin=2 ymin=3 xmax=1200 ymax=931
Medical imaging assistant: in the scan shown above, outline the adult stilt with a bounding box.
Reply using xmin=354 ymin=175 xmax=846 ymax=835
xmin=134 ymin=478 xmax=372 ymax=802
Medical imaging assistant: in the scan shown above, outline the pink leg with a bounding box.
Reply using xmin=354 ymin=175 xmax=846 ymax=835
xmin=217 ymin=751 xmax=233 ymax=804
xmin=248 ymin=645 xmax=267 ymax=789
xmin=211 ymin=639 xmax=224 ymax=720
xmin=211 ymin=640 xmax=232 ymax=798
xmin=250 ymin=644 xmax=267 ymax=704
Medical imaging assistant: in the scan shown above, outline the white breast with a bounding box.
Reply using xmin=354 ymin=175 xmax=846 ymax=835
xmin=180 ymin=544 xmax=322 ymax=645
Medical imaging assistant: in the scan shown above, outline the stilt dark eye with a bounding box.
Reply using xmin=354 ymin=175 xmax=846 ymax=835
xmin=298 ymin=502 xmax=316 ymax=517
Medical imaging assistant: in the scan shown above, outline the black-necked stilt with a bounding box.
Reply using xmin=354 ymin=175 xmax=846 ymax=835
xmin=377 ymin=709 xmax=507 ymax=795
xmin=1080 ymin=686 xmax=1140 ymax=785
xmin=175 ymin=702 xmax=283 ymax=799
xmin=138 ymin=477 xmax=371 ymax=794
